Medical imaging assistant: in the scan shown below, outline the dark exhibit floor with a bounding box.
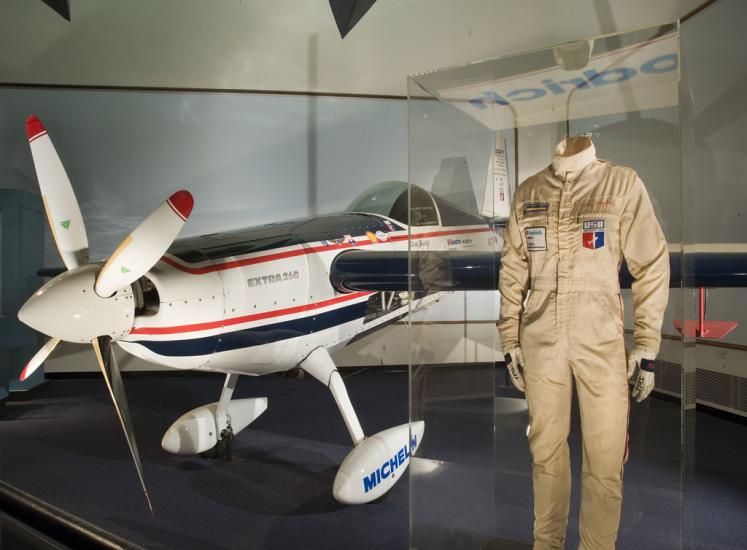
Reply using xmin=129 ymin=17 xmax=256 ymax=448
xmin=0 ymin=371 xmax=411 ymax=550
xmin=0 ymin=369 xmax=745 ymax=549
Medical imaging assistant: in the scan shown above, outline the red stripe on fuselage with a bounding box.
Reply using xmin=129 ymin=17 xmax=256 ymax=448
xmin=130 ymin=291 xmax=373 ymax=335
xmin=161 ymin=226 xmax=491 ymax=275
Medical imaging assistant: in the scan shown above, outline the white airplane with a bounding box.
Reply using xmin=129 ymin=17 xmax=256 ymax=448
xmin=16 ymin=116 xmax=506 ymax=512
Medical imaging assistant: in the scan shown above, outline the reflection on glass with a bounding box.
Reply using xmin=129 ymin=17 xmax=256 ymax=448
xmin=409 ymin=23 xmax=684 ymax=550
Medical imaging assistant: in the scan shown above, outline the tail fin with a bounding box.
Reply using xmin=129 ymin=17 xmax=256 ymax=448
xmin=480 ymin=133 xmax=512 ymax=224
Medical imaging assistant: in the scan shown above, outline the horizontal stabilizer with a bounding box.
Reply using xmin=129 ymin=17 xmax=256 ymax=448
xmin=673 ymin=320 xmax=738 ymax=339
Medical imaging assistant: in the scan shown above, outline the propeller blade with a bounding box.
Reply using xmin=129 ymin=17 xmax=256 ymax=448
xmin=92 ymin=336 xmax=153 ymax=515
xmin=27 ymin=116 xmax=89 ymax=269
xmin=94 ymin=190 xmax=193 ymax=298
xmin=19 ymin=337 xmax=60 ymax=382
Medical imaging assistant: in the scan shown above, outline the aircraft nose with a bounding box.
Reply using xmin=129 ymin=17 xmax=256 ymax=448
xmin=17 ymin=273 xmax=76 ymax=339
xmin=18 ymin=292 xmax=49 ymax=336
xmin=16 ymin=264 xmax=135 ymax=344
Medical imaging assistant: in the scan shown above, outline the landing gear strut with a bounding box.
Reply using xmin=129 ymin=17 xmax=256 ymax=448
xmin=299 ymin=346 xmax=425 ymax=504
xmin=201 ymin=422 xmax=234 ymax=460
xmin=200 ymin=373 xmax=239 ymax=460
xmin=300 ymin=347 xmax=365 ymax=445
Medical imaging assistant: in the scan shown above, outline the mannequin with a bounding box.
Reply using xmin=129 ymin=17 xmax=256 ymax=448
xmin=498 ymin=136 xmax=669 ymax=549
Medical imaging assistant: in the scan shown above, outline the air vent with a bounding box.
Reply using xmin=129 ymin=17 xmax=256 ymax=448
xmin=654 ymin=360 xmax=747 ymax=418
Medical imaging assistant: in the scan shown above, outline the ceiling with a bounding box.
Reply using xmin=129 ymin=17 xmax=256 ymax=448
xmin=0 ymin=0 xmax=704 ymax=96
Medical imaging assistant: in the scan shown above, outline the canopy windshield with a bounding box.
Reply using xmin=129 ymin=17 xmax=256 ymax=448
xmin=346 ymin=181 xmax=409 ymax=220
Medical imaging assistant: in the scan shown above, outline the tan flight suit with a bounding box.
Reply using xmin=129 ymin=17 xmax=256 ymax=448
xmin=497 ymin=137 xmax=669 ymax=550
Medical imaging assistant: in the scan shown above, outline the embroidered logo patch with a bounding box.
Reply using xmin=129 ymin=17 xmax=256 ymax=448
xmin=582 ymin=219 xmax=605 ymax=250
xmin=525 ymin=227 xmax=546 ymax=251
xmin=577 ymin=198 xmax=616 ymax=212
xmin=523 ymin=202 xmax=549 ymax=215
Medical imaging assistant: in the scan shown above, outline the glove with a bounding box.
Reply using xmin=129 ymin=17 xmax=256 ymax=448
xmin=504 ymin=348 xmax=525 ymax=393
xmin=627 ymin=348 xmax=657 ymax=403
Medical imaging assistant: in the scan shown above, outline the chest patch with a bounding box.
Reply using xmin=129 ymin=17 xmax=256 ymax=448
xmin=525 ymin=227 xmax=547 ymax=251
xmin=582 ymin=219 xmax=605 ymax=250
xmin=523 ymin=202 xmax=549 ymax=215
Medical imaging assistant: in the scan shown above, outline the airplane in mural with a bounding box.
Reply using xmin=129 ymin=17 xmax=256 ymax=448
xmin=17 ymin=116 xmax=503 ymax=511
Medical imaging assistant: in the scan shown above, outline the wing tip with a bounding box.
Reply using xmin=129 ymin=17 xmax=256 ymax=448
xmin=19 ymin=363 xmax=29 ymax=382
xmin=26 ymin=115 xmax=46 ymax=141
xmin=167 ymin=190 xmax=194 ymax=221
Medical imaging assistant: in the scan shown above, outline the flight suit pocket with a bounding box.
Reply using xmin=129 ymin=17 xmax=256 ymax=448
xmin=592 ymin=291 xmax=624 ymax=334
xmin=519 ymin=290 xmax=556 ymax=350
xmin=570 ymin=292 xmax=624 ymax=355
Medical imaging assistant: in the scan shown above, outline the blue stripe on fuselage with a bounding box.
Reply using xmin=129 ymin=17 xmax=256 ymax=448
xmin=131 ymin=300 xmax=368 ymax=357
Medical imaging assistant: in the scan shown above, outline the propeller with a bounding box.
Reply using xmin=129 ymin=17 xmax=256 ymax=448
xmin=93 ymin=336 xmax=153 ymax=515
xmin=18 ymin=115 xmax=195 ymax=513
xmin=27 ymin=115 xmax=88 ymax=269
xmin=19 ymin=337 xmax=60 ymax=382
xmin=95 ymin=189 xmax=193 ymax=298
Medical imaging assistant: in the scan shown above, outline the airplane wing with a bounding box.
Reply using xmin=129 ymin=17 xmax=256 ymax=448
xmin=332 ymin=247 xmax=747 ymax=340
xmin=330 ymin=248 xmax=747 ymax=293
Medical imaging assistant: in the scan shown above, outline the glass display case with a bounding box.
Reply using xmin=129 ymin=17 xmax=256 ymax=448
xmin=407 ymin=5 xmax=747 ymax=547
xmin=407 ymin=23 xmax=685 ymax=549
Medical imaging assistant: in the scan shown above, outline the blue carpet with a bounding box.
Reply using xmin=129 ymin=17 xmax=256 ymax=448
xmin=0 ymin=371 xmax=410 ymax=549
xmin=0 ymin=369 xmax=744 ymax=549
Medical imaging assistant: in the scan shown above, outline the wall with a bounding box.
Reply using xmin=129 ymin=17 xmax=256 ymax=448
xmin=0 ymin=0 xmax=702 ymax=96
xmin=0 ymin=89 xmax=407 ymax=262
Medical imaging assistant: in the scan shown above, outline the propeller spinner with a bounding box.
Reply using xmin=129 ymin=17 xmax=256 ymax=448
xmin=18 ymin=115 xmax=195 ymax=513
xmin=19 ymin=264 xmax=135 ymax=344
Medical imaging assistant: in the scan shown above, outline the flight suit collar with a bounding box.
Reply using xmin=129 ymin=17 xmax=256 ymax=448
xmin=551 ymin=136 xmax=596 ymax=178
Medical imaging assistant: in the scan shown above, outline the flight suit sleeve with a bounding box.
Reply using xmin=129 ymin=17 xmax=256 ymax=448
xmin=619 ymin=174 xmax=670 ymax=353
xmin=497 ymin=202 xmax=529 ymax=352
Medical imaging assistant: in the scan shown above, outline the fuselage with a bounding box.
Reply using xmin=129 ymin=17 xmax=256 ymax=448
xmin=118 ymin=207 xmax=497 ymax=375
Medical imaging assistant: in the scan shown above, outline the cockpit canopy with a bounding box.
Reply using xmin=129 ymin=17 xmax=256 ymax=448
xmin=346 ymin=181 xmax=485 ymax=227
